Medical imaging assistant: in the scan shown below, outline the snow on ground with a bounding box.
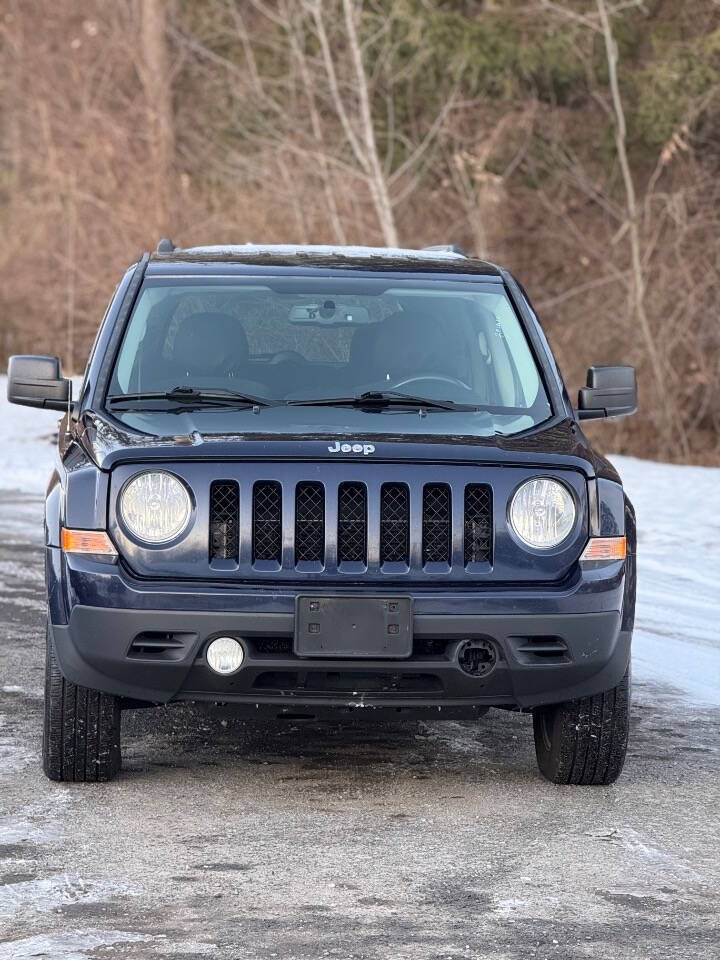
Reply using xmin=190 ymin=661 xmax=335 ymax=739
xmin=610 ymin=455 xmax=720 ymax=708
xmin=0 ymin=374 xmax=717 ymax=707
xmin=0 ymin=374 xmax=83 ymax=496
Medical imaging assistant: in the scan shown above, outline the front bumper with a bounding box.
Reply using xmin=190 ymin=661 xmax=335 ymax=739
xmin=49 ymin=551 xmax=631 ymax=711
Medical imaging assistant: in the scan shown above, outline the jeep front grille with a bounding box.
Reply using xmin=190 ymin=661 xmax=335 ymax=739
xmin=422 ymin=484 xmax=451 ymax=564
xmin=204 ymin=466 xmax=494 ymax=579
xmin=338 ymin=482 xmax=367 ymax=564
xmin=253 ymin=481 xmax=282 ymax=563
xmin=464 ymin=484 xmax=493 ymax=565
xmin=209 ymin=480 xmax=239 ymax=561
xmin=295 ymin=481 xmax=325 ymax=564
xmin=380 ymin=483 xmax=410 ymax=564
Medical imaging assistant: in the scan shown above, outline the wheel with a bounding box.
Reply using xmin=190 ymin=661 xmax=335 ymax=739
xmin=532 ymin=668 xmax=630 ymax=785
xmin=43 ymin=621 xmax=122 ymax=782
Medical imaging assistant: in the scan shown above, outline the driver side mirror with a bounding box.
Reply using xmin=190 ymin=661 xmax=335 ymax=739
xmin=7 ymin=355 xmax=73 ymax=412
xmin=576 ymin=365 xmax=637 ymax=420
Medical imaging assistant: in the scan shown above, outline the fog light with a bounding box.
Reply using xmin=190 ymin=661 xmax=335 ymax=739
xmin=206 ymin=637 xmax=244 ymax=675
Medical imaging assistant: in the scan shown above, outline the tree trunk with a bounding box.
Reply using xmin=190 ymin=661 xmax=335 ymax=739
xmin=341 ymin=0 xmax=399 ymax=247
xmin=141 ymin=0 xmax=174 ymax=235
xmin=595 ymin=0 xmax=673 ymax=446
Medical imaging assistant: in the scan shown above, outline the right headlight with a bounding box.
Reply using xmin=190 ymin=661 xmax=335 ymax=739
xmin=509 ymin=477 xmax=576 ymax=549
xmin=119 ymin=471 xmax=192 ymax=544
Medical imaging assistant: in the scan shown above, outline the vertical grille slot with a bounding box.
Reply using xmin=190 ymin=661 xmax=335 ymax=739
xmin=295 ymin=482 xmax=325 ymax=564
xmin=209 ymin=480 xmax=239 ymax=561
xmin=253 ymin=481 xmax=282 ymax=563
xmin=337 ymin=482 xmax=367 ymax=564
xmin=464 ymin=484 xmax=492 ymax=565
xmin=380 ymin=483 xmax=409 ymax=564
xmin=422 ymin=484 xmax=451 ymax=564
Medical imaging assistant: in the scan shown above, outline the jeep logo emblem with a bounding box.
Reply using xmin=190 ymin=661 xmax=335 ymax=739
xmin=328 ymin=440 xmax=375 ymax=456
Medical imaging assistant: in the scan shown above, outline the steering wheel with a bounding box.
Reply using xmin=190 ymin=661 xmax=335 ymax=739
xmin=393 ymin=374 xmax=473 ymax=392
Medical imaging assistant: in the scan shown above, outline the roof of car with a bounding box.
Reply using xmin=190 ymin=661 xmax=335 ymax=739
xmin=147 ymin=243 xmax=503 ymax=277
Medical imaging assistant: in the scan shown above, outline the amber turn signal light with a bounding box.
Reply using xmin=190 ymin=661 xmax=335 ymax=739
xmin=580 ymin=536 xmax=626 ymax=562
xmin=61 ymin=528 xmax=118 ymax=557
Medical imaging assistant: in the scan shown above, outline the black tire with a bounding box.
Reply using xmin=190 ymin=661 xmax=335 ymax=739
xmin=43 ymin=622 xmax=122 ymax=782
xmin=532 ymin=668 xmax=630 ymax=785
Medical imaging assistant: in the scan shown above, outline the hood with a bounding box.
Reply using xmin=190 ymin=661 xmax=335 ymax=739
xmin=76 ymin=406 xmax=618 ymax=481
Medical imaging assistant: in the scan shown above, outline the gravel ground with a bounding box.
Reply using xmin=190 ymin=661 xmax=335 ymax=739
xmin=1 ymin=491 xmax=719 ymax=960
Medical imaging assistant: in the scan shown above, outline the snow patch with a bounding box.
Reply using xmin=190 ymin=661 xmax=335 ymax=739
xmin=0 ymin=929 xmax=153 ymax=960
xmin=585 ymin=826 xmax=705 ymax=883
xmin=0 ymin=873 xmax=135 ymax=923
xmin=0 ymin=375 xmax=78 ymax=495
xmin=0 ymin=714 xmax=35 ymax=777
xmin=182 ymin=242 xmax=466 ymax=260
xmin=611 ymin=455 xmax=720 ymax=708
xmin=0 ymin=817 xmax=64 ymax=846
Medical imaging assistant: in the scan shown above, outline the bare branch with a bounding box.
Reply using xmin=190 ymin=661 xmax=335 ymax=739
xmin=341 ymin=0 xmax=398 ymax=245
xmin=309 ymin=0 xmax=367 ymax=173
xmin=596 ymin=0 xmax=668 ymax=430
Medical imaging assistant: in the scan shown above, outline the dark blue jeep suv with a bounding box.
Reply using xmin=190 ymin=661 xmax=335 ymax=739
xmin=7 ymin=243 xmax=637 ymax=784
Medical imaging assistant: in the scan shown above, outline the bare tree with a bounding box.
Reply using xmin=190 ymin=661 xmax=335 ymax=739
xmin=139 ymin=0 xmax=174 ymax=233
xmin=337 ymin=0 xmax=398 ymax=245
xmin=173 ymin=0 xmax=456 ymax=246
xmin=537 ymin=0 xmax=683 ymax=452
xmin=593 ymin=0 xmax=669 ymax=429
xmin=444 ymin=107 xmax=536 ymax=258
xmin=65 ymin=173 xmax=77 ymax=374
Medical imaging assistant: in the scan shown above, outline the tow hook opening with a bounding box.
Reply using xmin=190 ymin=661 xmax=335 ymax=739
xmin=457 ymin=638 xmax=497 ymax=677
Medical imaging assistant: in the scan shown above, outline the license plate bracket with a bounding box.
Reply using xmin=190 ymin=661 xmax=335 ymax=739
xmin=295 ymin=596 xmax=413 ymax=658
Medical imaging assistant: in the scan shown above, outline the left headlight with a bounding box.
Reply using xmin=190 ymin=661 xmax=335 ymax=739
xmin=509 ymin=477 xmax=576 ymax=549
xmin=119 ymin=471 xmax=192 ymax=544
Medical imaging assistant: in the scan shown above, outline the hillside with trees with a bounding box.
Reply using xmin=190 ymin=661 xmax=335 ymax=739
xmin=1 ymin=0 xmax=719 ymax=462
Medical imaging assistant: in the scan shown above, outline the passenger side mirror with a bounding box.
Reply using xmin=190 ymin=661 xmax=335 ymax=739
xmin=576 ymin=365 xmax=637 ymax=420
xmin=7 ymin=355 xmax=73 ymax=412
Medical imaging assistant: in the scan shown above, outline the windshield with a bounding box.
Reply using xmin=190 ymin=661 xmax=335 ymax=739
xmin=107 ymin=277 xmax=551 ymax=433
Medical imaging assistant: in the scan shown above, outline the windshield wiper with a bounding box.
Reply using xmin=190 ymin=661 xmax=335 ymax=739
xmin=287 ymin=390 xmax=477 ymax=411
xmin=107 ymin=386 xmax=274 ymax=408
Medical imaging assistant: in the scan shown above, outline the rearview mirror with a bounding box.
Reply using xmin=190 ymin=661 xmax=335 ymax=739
xmin=576 ymin=365 xmax=637 ymax=420
xmin=289 ymin=301 xmax=371 ymax=326
xmin=7 ymin=355 xmax=72 ymax=411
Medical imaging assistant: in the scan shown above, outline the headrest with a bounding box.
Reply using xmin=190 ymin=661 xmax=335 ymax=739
xmin=172 ymin=312 xmax=249 ymax=373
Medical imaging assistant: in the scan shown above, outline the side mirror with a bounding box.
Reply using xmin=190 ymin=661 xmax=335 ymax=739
xmin=576 ymin=365 xmax=637 ymax=420
xmin=7 ymin=355 xmax=72 ymax=412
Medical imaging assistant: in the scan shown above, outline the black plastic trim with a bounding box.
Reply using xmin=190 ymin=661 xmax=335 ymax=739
xmin=94 ymin=254 xmax=150 ymax=404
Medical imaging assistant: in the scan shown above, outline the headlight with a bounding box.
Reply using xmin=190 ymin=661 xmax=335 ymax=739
xmin=119 ymin=471 xmax=192 ymax=543
xmin=509 ymin=478 xmax=576 ymax=549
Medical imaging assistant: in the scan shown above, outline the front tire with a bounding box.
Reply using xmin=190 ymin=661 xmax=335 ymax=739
xmin=43 ymin=622 xmax=122 ymax=782
xmin=532 ymin=668 xmax=630 ymax=785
